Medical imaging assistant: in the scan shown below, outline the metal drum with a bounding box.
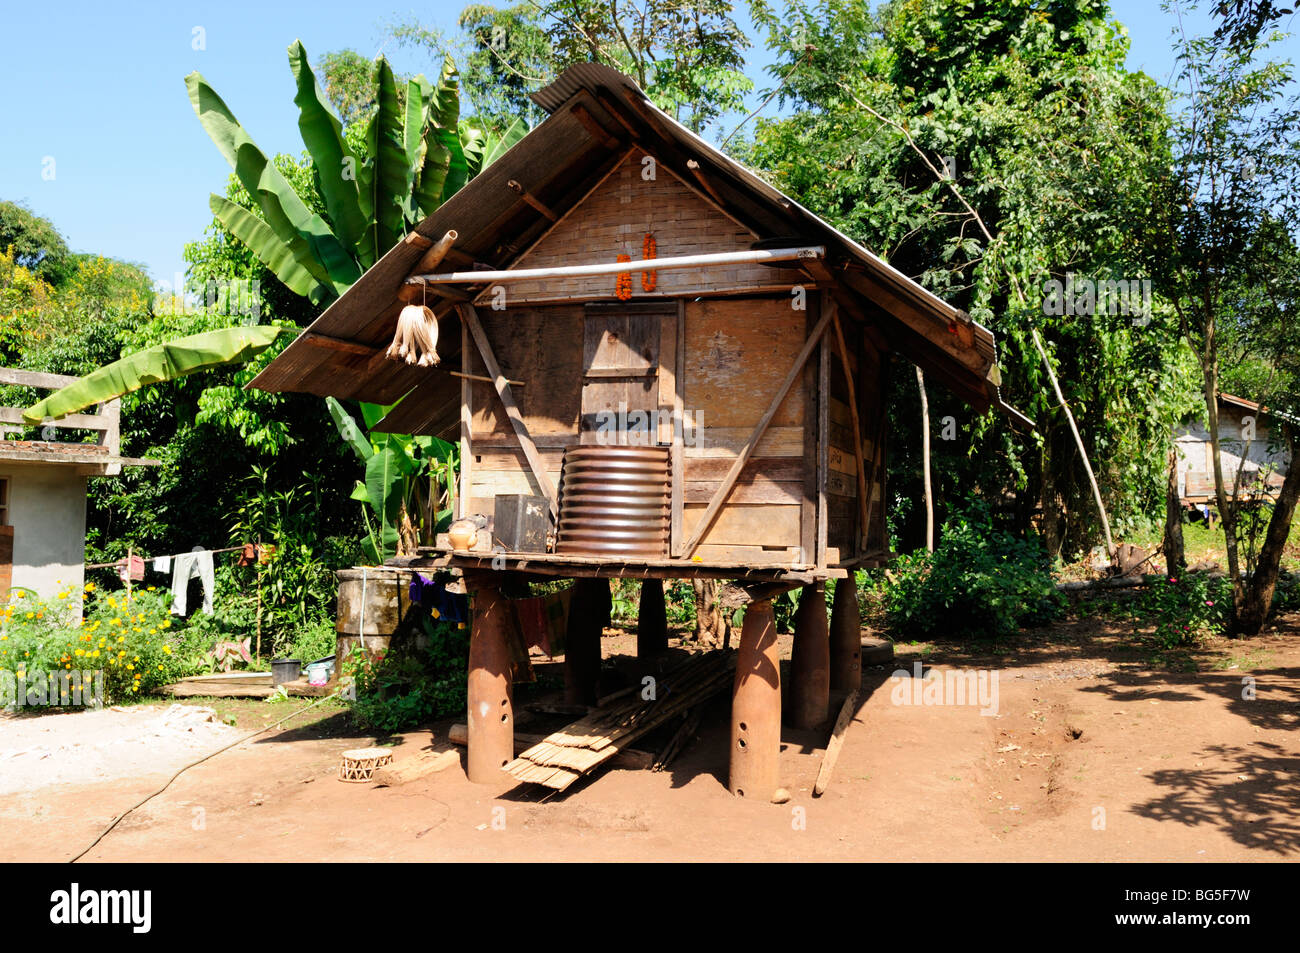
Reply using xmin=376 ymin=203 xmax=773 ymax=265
xmin=555 ymin=446 xmax=670 ymax=557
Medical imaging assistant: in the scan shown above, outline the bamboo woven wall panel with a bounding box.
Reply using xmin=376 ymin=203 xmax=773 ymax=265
xmin=480 ymin=151 xmax=805 ymax=305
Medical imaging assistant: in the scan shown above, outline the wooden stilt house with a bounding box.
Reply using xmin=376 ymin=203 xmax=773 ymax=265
xmin=252 ymin=64 xmax=1010 ymax=799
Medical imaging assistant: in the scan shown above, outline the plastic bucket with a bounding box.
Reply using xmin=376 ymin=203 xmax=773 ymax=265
xmin=271 ymin=658 xmax=302 ymax=686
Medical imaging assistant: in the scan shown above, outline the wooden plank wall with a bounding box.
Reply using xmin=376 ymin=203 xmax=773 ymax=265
xmin=478 ymin=149 xmax=805 ymax=307
xmin=681 ymin=298 xmax=809 ymax=564
xmin=465 ymin=306 xmax=583 ymax=517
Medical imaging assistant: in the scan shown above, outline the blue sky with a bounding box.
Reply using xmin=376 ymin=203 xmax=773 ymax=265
xmin=0 ymin=1 xmax=1293 ymax=290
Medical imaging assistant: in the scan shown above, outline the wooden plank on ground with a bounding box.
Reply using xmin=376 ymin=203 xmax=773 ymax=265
xmin=813 ymin=690 xmax=860 ymax=797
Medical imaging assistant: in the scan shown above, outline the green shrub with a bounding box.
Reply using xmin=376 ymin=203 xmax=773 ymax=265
xmin=1134 ymin=573 xmax=1230 ymax=647
xmin=0 ymin=583 xmax=202 ymax=704
xmin=875 ymin=505 xmax=1062 ymax=640
xmin=346 ymin=616 xmax=469 ymax=732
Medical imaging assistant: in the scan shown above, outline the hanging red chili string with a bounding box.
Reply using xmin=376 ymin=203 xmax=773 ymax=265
xmin=641 ymin=233 xmax=657 ymax=292
xmin=615 ymin=253 xmax=633 ymax=300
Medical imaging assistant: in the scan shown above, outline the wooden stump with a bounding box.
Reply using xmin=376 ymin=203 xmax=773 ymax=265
xmin=729 ymin=599 xmax=781 ymax=799
xmin=788 ymin=583 xmax=829 ymax=729
xmin=564 ymin=578 xmax=606 ymax=706
xmin=829 ymin=577 xmax=862 ymax=692
xmin=467 ymin=583 xmax=514 ymax=783
xmin=636 ymin=578 xmax=669 ymax=660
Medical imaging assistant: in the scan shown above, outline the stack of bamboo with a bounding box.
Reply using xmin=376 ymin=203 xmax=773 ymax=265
xmin=505 ymin=650 xmax=734 ymax=790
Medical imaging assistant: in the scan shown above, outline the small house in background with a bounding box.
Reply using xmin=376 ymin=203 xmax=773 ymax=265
xmin=252 ymin=63 xmax=1017 ymax=801
xmin=0 ymin=368 xmax=157 ymax=609
xmin=1175 ymin=393 xmax=1291 ymax=508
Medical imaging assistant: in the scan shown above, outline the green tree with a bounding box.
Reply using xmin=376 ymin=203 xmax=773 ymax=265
xmin=1156 ymin=1 xmax=1300 ymax=631
xmin=744 ymin=0 xmax=1193 ymax=559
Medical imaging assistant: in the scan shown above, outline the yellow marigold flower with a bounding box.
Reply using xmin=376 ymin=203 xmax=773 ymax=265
xmin=132 ymin=656 xmax=139 ymax=661
xmin=74 ymin=649 xmax=84 ymax=657
xmin=146 ymin=586 xmax=155 ymax=592
xmin=127 ymin=664 xmax=134 ymax=670
xmin=0 ymin=635 xmax=7 ymax=641
xmin=84 ymin=583 xmax=95 ymax=593
xmin=109 ymin=618 xmax=121 ymax=626
xmin=160 ymin=621 xmax=171 ymax=630
xmin=118 ymin=651 xmax=126 ymax=658
xmin=133 ymin=627 xmax=142 ymax=633
xmin=57 ymin=592 xmax=67 ymax=600
xmin=65 ymin=664 xmax=72 ymax=670
xmin=117 ymin=636 xmax=125 ymax=643
xmin=157 ymin=664 xmax=163 ymax=670
xmin=91 ymin=650 xmax=100 ymax=658
xmin=35 ymin=612 xmax=43 ymax=620
xmin=25 ymin=612 xmax=33 ymax=619
xmin=162 ymin=645 xmax=172 ymax=654
xmin=131 ymin=687 xmax=138 ymax=693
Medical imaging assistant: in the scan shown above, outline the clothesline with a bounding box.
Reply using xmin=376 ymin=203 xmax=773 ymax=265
xmin=85 ymin=545 xmax=250 ymax=571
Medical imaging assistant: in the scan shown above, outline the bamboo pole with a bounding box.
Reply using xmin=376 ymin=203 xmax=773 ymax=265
xmin=916 ymin=367 xmax=934 ymax=552
xmin=1031 ymin=328 xmax=1114 ymax=558
xmin=407 ymin=246 xmax=826 ymax=286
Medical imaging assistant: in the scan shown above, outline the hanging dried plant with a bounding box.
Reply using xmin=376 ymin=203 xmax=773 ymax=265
xmin=641 ymin=233 xmax=657 ymax=292
xmin=616 ymin=253 xmax=633 ymax=300
xmin=386 ymin=304 xmax=441 ymax=366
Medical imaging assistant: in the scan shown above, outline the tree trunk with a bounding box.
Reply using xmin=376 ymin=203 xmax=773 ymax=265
xmin=1202 ymin=353 xmax=1246 ymax=621
xmin=692 ymin=578 xmax=728 ymax=647
xmin=1163 ymin=446 xmax=1186 ymax=575
xmin=1237 ymin=424 xmax=1300 ymax=634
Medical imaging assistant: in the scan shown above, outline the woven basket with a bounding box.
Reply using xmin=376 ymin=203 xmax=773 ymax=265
xmin=338 ymin=747 xmax=394 ymax=782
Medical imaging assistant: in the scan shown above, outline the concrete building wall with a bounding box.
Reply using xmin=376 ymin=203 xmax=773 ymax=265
xmin=0 ymin=463 xmax=88 ymax=605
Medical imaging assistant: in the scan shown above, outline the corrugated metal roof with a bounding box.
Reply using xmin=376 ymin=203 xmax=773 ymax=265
xmin=252 ymin=63 xmax=1005 ymax=417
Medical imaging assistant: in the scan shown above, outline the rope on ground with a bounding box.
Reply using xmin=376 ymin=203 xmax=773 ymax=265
xmin=68 ymin=690 xmax=341 ymax=863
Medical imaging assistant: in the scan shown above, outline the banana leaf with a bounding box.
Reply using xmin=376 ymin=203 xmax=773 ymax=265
xmin=23 ymin=326 xmax=285 ymax=424
xmin=186 ymin=71 xmax=359 ymax=296
xmin=412 ymin=60 xmax=462 ymax=217
xmin=288 ymin=41 xmax=367 ymax=262
xmin=325 ymin=396 xmax=373 ymax=461
xmin=356 ymin=58 xmax=408 ymax=264
xmin=210 ymin=194 xmax=331 ymax=305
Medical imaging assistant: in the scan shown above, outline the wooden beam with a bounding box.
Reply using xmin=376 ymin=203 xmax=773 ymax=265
xmin=0 ymin=367 xmax=78 ymax=390
xmin=302 ymin=332 xmax=381 ymax=357
xmin=817 ymin=318 xmax=830 ymax=568
xmin=507 ymin=180 xmax=559 ymax=222
xmin=459 ymin=320 xmax=473 ymax=520
xmin=682 ymin=306 xmax=834 ymax=557
xmin=829 ymin=306 xmax=872 ymax=552
xmin=450 ymin=370 xmax=524 ymax=388
xmin=813 ymin=689 xmax=860 ymax=796
xmin=0 ymin=407 xmax=111 ymax=431
xmin=458 ymin=303 xmax=559 ymax=521
xmin=570 ymin=103 xmax=621 ymax=150
xmin=686 ymin=159 xmax=726 ymax=206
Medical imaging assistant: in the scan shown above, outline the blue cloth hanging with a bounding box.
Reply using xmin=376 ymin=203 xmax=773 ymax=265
xmin=409 ymin=572 xmax=468 ymax=624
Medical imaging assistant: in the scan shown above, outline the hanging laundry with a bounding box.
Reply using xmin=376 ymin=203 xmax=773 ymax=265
xmin=117 ymin=554 xmax=145 ymax=584
xmin=152 ymin=555 xmax=170 ymax=573
xmin=235 ymin=543 xmax=257 ymax=567
xmin=171 ymin=547 xmax=215 ymax=616
xmin=408 ymin=572 xmax=468 ymax=624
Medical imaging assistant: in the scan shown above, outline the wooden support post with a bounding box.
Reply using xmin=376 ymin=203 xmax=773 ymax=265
xmin=788 ymin=583 xmax=829 ymax=729
xmin=466 ymin=582 xmax=514 ymax=783
xmin=636 ymin=578 xmax=669 ymax=660
xmin=729 ymin=599 xmax=781 ymax=799
xmin=829 ymin=577 xmax=862 ymax=692
xmin=564 ymin=577 xmax=607 ymax=706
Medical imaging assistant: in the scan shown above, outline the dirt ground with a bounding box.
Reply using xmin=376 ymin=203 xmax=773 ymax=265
xmin=2 ymin=612 xmax=1297 ymax=863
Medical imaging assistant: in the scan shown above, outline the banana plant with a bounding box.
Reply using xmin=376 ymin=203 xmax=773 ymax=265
xmin=187 ymin=41 xmax=528 ymax=305
xmin=326 ymin=396 xmax=457 ymax=563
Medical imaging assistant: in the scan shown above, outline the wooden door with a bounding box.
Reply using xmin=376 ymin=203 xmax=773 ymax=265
xmin=580 ymin=306 xmax=677 ymax=447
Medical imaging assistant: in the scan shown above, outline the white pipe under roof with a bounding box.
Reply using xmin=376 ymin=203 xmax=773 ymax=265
xmin=404 ymin=245 xmax=826 ymax=286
